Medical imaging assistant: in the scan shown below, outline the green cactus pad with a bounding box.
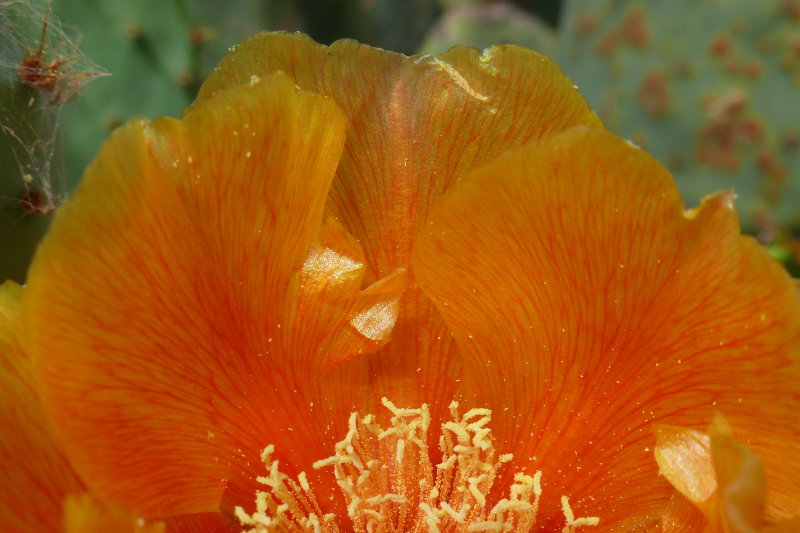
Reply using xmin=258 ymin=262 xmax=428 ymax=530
xmin=556 ymin=0 xmax=800 ymax=230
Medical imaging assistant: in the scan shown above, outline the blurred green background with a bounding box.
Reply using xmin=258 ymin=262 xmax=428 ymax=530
xmin=1 ymin=0 xmax=799 ymax=282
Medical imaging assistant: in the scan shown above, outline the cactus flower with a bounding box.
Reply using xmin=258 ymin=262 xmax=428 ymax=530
xmin=2 ymin=33 xmax=799 ymax=532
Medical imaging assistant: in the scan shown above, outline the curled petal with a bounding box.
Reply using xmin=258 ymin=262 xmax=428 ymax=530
xmin=653 ymin=424 xmax=716 ymax=505
xmin=655 ymin=414 xmax=785 ymax=532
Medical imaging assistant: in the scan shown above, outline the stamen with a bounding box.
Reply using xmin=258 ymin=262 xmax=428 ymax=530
xmin=561 ymin=496 xmax=600 ymax=533
xmin=236 ymin=399 xmax=601 ymax=532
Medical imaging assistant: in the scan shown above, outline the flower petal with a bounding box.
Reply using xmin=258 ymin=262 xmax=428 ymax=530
xmin=0 ymin=281 xmax=85 ymax=533
xmin=194 ymin=32 xmax=603 ymax=411
xmin=413 ymin=128 xmax=800 ymax=529
xmin=26 ymin=73 xmax=401 ymax=518
xmin=198 ymin=34 xmax=601 ymax=278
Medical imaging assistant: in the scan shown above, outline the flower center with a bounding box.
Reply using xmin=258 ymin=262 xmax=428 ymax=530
xmin=236 ymin=398 xmax=599 ymax=532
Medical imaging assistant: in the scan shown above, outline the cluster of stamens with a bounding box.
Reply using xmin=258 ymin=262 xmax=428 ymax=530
xmin=236 ymin=398 xmax=599 ymax=532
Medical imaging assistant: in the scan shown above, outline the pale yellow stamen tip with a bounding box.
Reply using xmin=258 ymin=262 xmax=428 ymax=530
xmin=237 ymin=398 xmax=600 ymax=532
xmin=561 ymin=495 xmax=600 ymax=532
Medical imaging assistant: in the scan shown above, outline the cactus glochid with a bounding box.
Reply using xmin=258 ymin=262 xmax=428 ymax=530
xmin=0 ymin=0 xmax=105 ymax=282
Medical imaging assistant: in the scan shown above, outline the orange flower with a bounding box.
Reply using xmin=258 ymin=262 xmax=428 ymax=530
xmin=6 ymin=32 xmax=799 ymax=531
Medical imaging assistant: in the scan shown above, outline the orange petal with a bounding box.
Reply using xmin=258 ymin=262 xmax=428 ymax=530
xmin=26 ymin=73 xmax=402 ymax=518
xmin=413 ymin=128 xmax=800 ymax=529
xmin=0 ymin=281 xmax=85 ymax=533
xmin=193 ymin=32 xmax=603 ymax=412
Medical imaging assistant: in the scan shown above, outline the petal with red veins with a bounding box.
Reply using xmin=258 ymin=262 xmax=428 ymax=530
xmin=193 ymin=32 xmax=603 ymax=413
xmin=27 ymin=73 xmax=403 ymax=520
